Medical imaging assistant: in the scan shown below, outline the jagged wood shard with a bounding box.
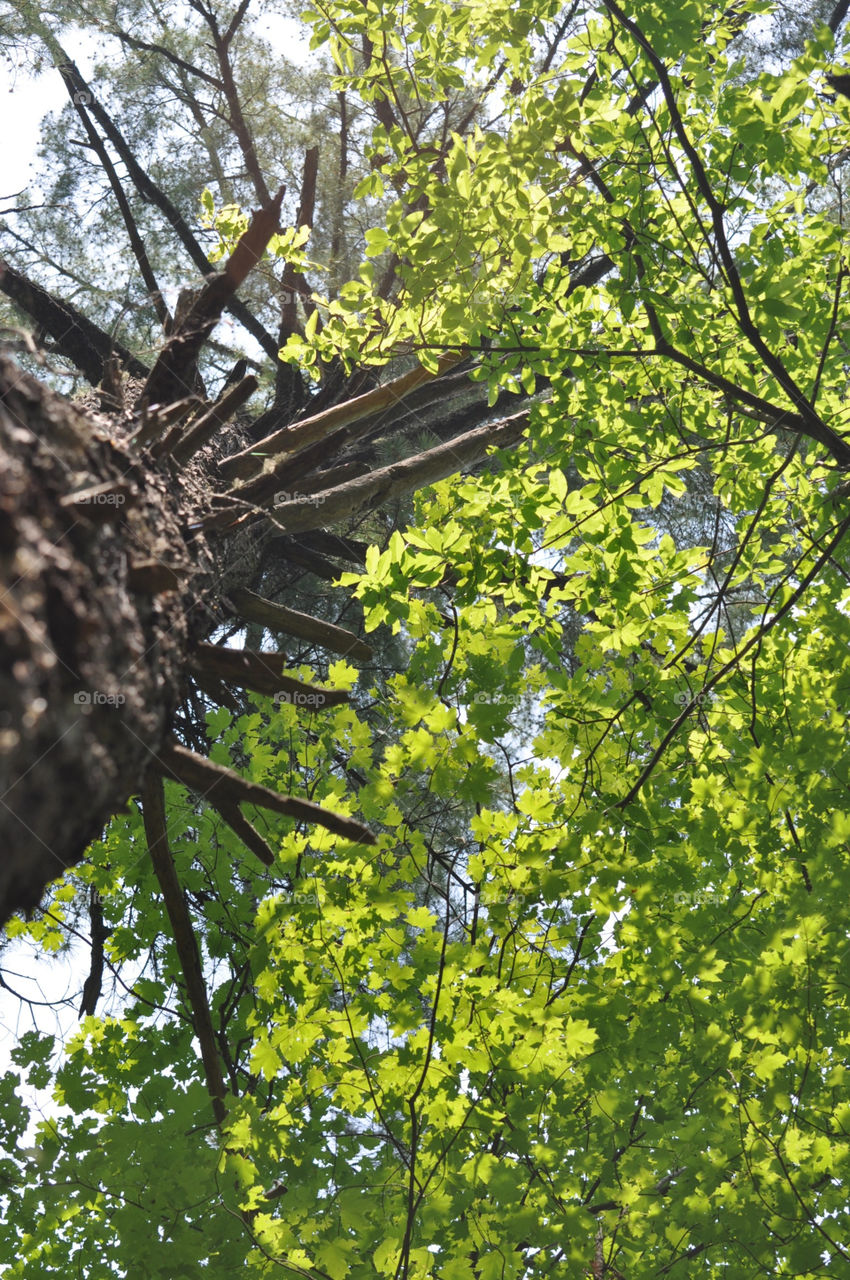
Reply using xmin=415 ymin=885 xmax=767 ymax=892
xmin=170 ymin=374 xmax=258 ymax=463
xmin=142 ymin=186 xmax=284 ymax=407
xmin=219 ymin=352 xmax=464 ymax=483
xmin=155 ymin=741 xmax=376 ymax=845
xmin=189 ymin=642 xmax=351 ymax=704
xmin=227 ymin=587 xmax=373 ymax=662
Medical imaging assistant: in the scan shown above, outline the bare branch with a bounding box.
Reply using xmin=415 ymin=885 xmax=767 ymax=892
xmin=141 ymin=772 xmax=228 ymax=1124
xmin=154 ymin=740 xmax=376 ymax=845
xmin=227 ymin=587 xmax=373 ymax=662
xmin=66 ymin=92 xmax=171 ymax=329
xmin=169 ymin=375 xmax=258 ymax=463
xmin=237 ymin=405 xmax=532 ymax=534
xmin=189 ymin=642 xmax=351 ymax=703
xmin=55 ymin=59 xmax=280 ymax=362
xmin=0 ymin=258 xmax=149 ymax=385
xmin=142 ymin=188 xmax=284 ymax=405
xmin=221 ymin=352 xmax=464 ymax=484
xmin=214 ymin=801 xmax=275 ymax=866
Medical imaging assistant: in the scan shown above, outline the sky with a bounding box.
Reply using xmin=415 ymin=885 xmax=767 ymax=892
xmin=0 ymin=10 xmax=310 ymax=203
xmin=1 ymin=55 xmax=70 ymax=202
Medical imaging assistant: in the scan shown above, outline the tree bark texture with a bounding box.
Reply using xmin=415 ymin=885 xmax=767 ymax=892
xmin=0 ymin=356 xmax=228 ymax=924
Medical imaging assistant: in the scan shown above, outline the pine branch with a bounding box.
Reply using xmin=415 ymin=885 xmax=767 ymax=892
xmin=243 ymin=406 xmax=532 ymax=534
xmin=55 ymin=59 xmax=281 ymax=363
xmin=220 ymin=352 xmax=464 ymax=483
xmin=142 ymin=189 xmax=284 ymax=405
xmin=0 ymin=258 xmax=149 ymax=385
xmin=169 ymin=374 xmax=258 ymax=462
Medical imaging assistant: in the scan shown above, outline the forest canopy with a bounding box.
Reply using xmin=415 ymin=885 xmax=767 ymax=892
xmin=2 ymin=0 xmax=850 ymax=1277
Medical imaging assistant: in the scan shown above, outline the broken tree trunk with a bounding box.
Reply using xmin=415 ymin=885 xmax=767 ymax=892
xmin=0 ymin=188 xmax=538 ymax=930
xmin=0 ymin=355 xmax=202 ymax=922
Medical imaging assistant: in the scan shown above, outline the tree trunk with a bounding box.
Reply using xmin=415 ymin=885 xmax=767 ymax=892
xmin=0 ymin=356 xmax=241 ymax=924
xmin=0 ymin=171 xmax=543 ymax=927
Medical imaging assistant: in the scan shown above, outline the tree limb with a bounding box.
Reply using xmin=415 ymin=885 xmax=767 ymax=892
xmin=154 ymin=740 xmax=376 ymax=845
xmin=55 ymin=59 xmax=281 ymax=363
xmin=142 ymin=188 xmax=284 ymax=405
xmin=141 ymin=772 xmax=228 ymax=1125
xmin=169 ymin=375 xmax=258 ymax=462
xmin=239 ymin=405 xmax=532 ymax=533
xmin=188 ymin=642 xmax=351 ymax=703
xmin=0 ymin=259 xmax=149 ymax=385
xmin=221 ymin=352 xmax=464 ymax=483
xmin=67 ymin=92 xmax=171 ymax=329
xmin=227 ymin=587 xmax=373 ymax=661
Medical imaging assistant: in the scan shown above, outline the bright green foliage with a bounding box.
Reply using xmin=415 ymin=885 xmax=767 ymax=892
xmin=6 ymin=1 xmax=850 ymax=1277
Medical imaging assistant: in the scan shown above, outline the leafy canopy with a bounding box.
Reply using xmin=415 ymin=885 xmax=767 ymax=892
xmin=5 ymin=1 xmax=850 ymax=1277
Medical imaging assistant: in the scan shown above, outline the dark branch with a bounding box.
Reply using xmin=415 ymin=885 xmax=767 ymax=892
xmin=188 ymin=642 xmax=351 ymax=703
xmin=0 ymin=258 xmax=149 ymax=384
xmin=141 ymin=773 xmax=228 ymax=1124
xmin=154 ymin=740 xmax=376 ymax=845
xmin=227 ymin=587 xmax=373 ymax=662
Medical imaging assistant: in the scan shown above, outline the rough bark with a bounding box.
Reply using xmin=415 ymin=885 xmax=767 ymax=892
xmin=0 ymin=356 xmax=217 ymax=923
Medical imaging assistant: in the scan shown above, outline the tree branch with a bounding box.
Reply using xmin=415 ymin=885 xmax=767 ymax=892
xmin=169 ymin=374 xmax=257 ymax=462
xmin=188 ymin=642 xmax=351 ymax=703
xmin=55 ymin=59 xmax=280 ymax=363
xmin=221 ymin=352 xmax=464 ymax=484
xmin=154 ymin=740 xmax=376 ymax=845
xmin=141 ymin=772 xmax=228 ymax=1125
xmin=109 ymin=27 xmax=222 ymax=88
xmin=0 ymin=258 xmax=149 ymax=384
xmin=227 ymin=587 xmax=373 ymax=661
xmin=66 ymin=91 xmax=171 ymax=329
xmin=237 ymin=405 xmax=532 ymax=533
xmin=142 ymin=188 xmax=284 ymax=405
